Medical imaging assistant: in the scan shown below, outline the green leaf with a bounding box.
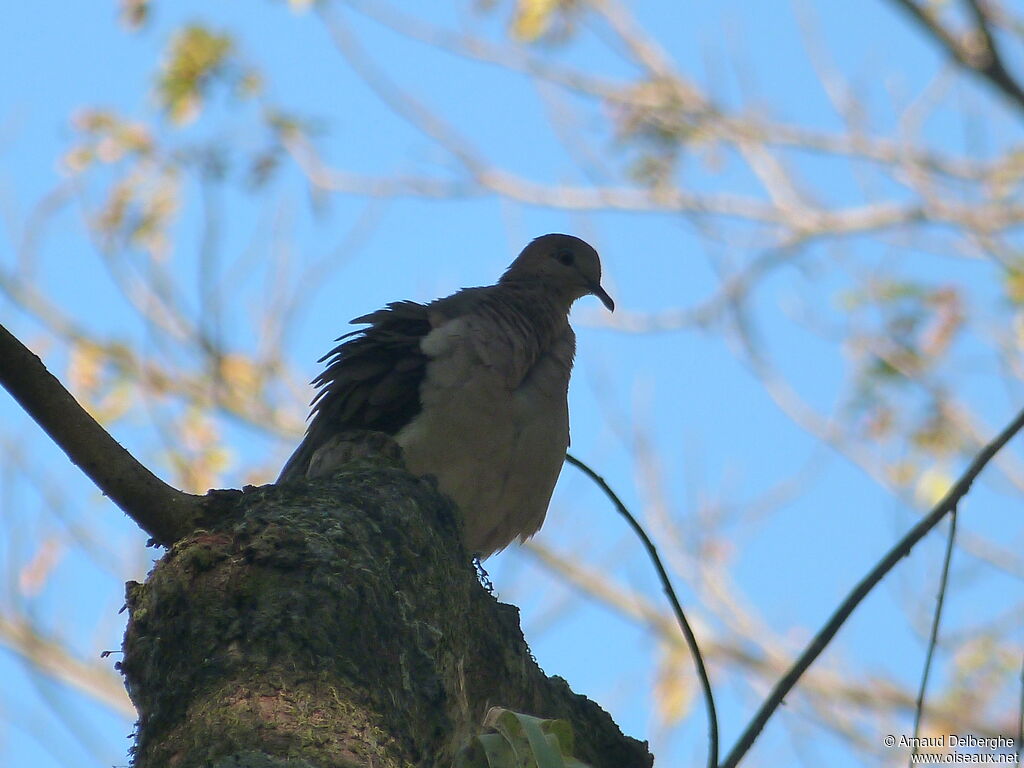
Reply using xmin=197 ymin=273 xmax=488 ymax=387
xmin=487 ymin=709 xmax=563 ymax=767
xmin=453 ymin=708 xmax=593 ymax=768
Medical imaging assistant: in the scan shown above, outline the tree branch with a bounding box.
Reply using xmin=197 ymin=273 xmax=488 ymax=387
xmin=910 ymin=509 xmax=958 ymax=762
xmin=888 ymin=0 xmax=1024 ymax=114
xmin=0 ymin=614 xmax=134 ymax=718
xmin=122 ymin=444 xmax=653 ymax=767
xmin=721 ymin=404 xmax=1024 ymax=768
xmin=566 ymin=453 xmax=719 ymax=768
xmin=0 ymin=322 xmax=206 ymax=545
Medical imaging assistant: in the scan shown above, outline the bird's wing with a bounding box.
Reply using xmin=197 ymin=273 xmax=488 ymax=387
xmin=277 ymin=299 xmax=433 ymax=482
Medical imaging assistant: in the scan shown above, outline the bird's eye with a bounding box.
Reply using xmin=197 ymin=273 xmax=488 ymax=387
xmin=555 ymin=250 xmax=574 ymax=266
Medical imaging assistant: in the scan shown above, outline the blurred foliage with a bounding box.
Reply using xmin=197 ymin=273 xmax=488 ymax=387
xmin=3 ymin=1 xmax=1024 ymax=765
xmin=511 ymin=0 xmax=559 ymax=41
xmin=944 ymin=636 xmax=1022 ymax=722
xmin=120 ymin=0 xmax=150 ymax=30
xmin=613 ymin=83 xmax=715 ymax=190
xmin=67 ymin=340 xmax=135 ymax=424
xmin=844 ymin=279 xmax=967 ymax=473
xmin=171 ymin=406 xmax=233 ymax=493
xmin=156 ymin=24 xmax=261 ymax=124
xmin=64 ymin=109 xmax=180 ymax=258
xmin=509 ymin=0 xmax=580 ymax=43
xmin=653 ymin=641 xmax=694 ymax=727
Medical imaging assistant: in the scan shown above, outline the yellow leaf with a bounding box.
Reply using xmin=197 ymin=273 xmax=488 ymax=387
xmin=915 ymin=467 xmax=952 ymax=507
xmin=653 ymin=643 xmax=694 ymax=726
xmin=1006 ymin=271 xmax=1024 ymax=305
xmin=67 ymin=342 xmax=102 ymax=393
xmin=220 ymin=354 xmax=261 ymax=400
xmin=512 ymin=0 xmax=559 ymax=42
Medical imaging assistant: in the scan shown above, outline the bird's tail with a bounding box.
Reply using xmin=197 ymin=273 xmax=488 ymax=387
xmin=276 ymin=435 xmax=316 ymax=484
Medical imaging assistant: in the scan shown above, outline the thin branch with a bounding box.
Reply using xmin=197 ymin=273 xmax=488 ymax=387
xmin=343 ymin=0 xmax=624 ymax=101
xmin=722 ymin=302 xmax=1024 ymax=580
xmin=526 ymin=539 xmax=1005 ymax=739
xmin=286 ymin=127 xmax=1024 ymax=239
xmin=318 ymin=4 xmax=485 ymax=175
xmin=909 ymin=509 xmax=958 ymax=765
xmin=720 ymin=405 xmax=1024 ymax=768
xmin=589 ymin=0 xmax=681 ymax=82
xmin=890 ymin=0 xmax=965 ymax=57
xmin=1017 ymin=652 xmax=1023 ymax=764
xmin=964 ymin=0 xmax=1024 ymax=111
xmin=0 ymin=614 xmax=134 ymax=719
xmin=565 ymin=453 xmax=719 ymax=768
xmin=0 ymin=322 xmax=204 ymax=545
xmin=0 ymin=262 xmax=296 ymax=437
xmin=348 ymin=0 xmax=990 ymax=181
xmin=888 ymin=0 xmax=1024 ymax=114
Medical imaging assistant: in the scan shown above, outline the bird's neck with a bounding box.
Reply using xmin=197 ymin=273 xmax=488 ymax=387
xmin=477 ymin=284 xmax=571 ymax=383
xmin=496 ymin=283 xmax=570 ymax=337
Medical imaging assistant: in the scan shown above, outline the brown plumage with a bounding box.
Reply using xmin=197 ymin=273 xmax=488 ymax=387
xmin=278 ymin=233 xmax=613 ymax=557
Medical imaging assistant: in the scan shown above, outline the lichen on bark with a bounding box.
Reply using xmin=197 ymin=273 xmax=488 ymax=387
xmin=120 ymin=434 xmax=652 ymax=768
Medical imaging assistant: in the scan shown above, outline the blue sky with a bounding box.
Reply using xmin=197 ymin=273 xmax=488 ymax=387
xmin=1 ymin=1 xmax=1022 ymax=767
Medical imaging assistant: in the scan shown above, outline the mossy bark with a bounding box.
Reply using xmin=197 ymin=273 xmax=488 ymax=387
xmin=120 ymin=437 xmax=652 ymax=768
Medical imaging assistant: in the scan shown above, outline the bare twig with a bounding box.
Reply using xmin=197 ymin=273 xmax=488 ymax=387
xmin=888 ymin=0 xmax=1024 ymax=113
xmin=312 ymin=1 xmax=1024 ymax=246
xmin=0 ymin=322 xmax=205 ymax=545
xmin=0 ymin=614 xmax=133 ymax=718
xmin=724 ymin=304 xmax=1024 ymax=580
xmin=343 ymin=0 xmax=624 ymax=101
xmin=963 ymin=0 xmax=1024 ymax=111
xmin=527 ymin=539 xmax=1008 ymax=740
xmin=1017 ymin=652 xmax=1023 ymax=763
xmin=889 ymin=0 xmax=966 ymax=59
xmin=348 ymin=0 xmax=990 ymax=180
xmin=721 ymin=405 xmax=1024 ymax=768
xmin=909 ymin=510 xmax=958 ymax=765
xmin=0 ymin=261 xmax=296 ymax=437
xmin=565 ymin=453 xmax=719 ymax=768
xmin=286 ymin=127 xmax=1024 ymax=239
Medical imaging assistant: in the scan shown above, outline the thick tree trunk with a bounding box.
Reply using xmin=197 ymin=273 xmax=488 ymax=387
xmin=120 ymin=434 xmax=652 ymax=768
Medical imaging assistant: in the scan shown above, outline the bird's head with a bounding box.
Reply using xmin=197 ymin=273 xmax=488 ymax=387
xmin=501 ymin=233 xmax=615 ymax=311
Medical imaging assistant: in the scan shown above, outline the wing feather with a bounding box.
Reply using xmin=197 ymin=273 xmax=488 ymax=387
xmin=277 ymin=300 xmax=432 ymax=482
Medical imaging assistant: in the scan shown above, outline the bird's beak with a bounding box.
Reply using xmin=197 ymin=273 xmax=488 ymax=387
xmin=590 ymin=282 xmax=615 ymax=312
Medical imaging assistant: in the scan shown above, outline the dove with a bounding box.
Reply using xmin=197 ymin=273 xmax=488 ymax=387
xmin=278 ymin=233 xmax=613 ymax=558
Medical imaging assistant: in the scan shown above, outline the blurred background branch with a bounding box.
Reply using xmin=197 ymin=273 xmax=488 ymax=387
xmin=0 ymin=0 xmax=1022 ymax=765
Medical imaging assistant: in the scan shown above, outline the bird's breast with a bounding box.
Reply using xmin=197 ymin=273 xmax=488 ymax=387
xmin=395 ymin=321 xmax=574 ymax=556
